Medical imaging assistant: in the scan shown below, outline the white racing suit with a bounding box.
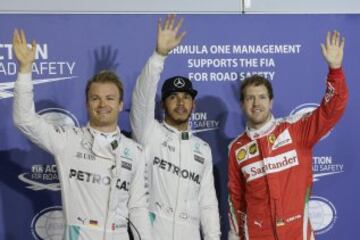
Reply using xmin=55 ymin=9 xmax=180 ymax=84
xmin=130 ymin=52 xmax=221 ymax=240
xmin=13 ymin=72 xmax=153 ymax=240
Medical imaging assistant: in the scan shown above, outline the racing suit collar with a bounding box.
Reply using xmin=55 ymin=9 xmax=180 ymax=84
xmin=162 ymin=121 xmax=192 ymax=140
xmin=87 ymin=123 xmax=121 ymax=159
xmin=246 ymin=114 xmax=276 ymax=140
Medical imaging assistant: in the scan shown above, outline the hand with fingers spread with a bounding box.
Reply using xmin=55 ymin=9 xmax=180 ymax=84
xmin=156 ymin=14 xmax=186 ymax=56
xmin=321 ymin=31 xmax=345 ymax=69
xmin=13 ymin=29 xmax=36 ymax=73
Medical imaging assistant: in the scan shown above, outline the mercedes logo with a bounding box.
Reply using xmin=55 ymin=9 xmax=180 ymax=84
xmin=174 ymin=78 xmax=185 ymax=88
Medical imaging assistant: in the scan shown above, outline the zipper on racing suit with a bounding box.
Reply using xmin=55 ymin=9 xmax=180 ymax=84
xmin=172 ymin=133 xmax=183 ymax=240
xmin=103 ymin=162 xmax=117 ymax=240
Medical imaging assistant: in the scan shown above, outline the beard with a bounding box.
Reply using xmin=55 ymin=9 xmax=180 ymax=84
xmin=164 ymin=107 xmax=192 ymax=127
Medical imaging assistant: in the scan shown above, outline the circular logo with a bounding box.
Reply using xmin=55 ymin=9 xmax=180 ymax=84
xmin=268 ymin=134 xmax=276 ymax=144
xmin=174 ymin=77 xmax=185 ymax=88
xmin=249 ymin=143 xmax=257 ymax=155
xmin=309 ymin=196 xmax=337 ymax=235
xmin=38 ymin=108 xmax=79 ymax=127
xmin=236 ymin=149 xmax=247 ymax=162
xmin=31 ymin=206 xmax=65 ymax=240
xmin=289 ymin=103 xmax=332 ymax=140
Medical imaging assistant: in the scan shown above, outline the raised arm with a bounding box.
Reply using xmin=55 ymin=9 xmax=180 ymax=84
xmin=13 ymin=29 xmax=67 ymax=154
xmin=291 ymin=31 xmax=348 ymax=147
xmin=130 ymin=15 xmax=185 ymax=145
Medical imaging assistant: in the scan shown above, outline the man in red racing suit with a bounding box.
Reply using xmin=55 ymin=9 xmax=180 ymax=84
xmin=228 ymin=31 xmax=348 ymax=240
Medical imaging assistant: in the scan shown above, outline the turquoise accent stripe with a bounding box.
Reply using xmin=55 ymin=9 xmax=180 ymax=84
xmin=149 ymin=212 xmax=156 ymax=225
xmin=68 ymin=225 xmax=80 ymax=240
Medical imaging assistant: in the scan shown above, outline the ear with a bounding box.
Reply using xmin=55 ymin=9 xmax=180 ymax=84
xmin=269 ymin=99 xmax=274 ymax=110
xmin=118 ymin=101 xmax=124 ymax=112
xmin=192 ymin=100 xmax=196 ymax=112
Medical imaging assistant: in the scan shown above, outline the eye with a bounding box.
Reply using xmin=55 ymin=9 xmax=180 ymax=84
xmin=90 ymin=96 xmax=99 ymax=101
xmin=183 ymin=93 xmax=192 ymax=100
xmin=245 ymin=96 xmax=254 ymax=102
xmin=168 ymin=93 xmax=177 ymax=100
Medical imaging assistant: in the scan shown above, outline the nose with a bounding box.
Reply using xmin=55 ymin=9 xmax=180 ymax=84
xmin=253 ymin=97 xmax=260 ymax=106
xmin=99 ymin=98 xmax=106 ymax=107
xmin=176 ymin=96 xmax=184 ymax=105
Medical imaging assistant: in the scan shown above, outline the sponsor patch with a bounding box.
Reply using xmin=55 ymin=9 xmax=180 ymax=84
xmin=249 ymin=143 xmax=258 ymax=155
xmin=121 ymin=147 xmax=132 ymax=160
xmin=272 ymin=129 xmax=292 ymax=150
xmin=234 ymin=141 xmax=259 ymax=164
xmin=268 ymin=133 xmax=276 ymax=145
xmin=236 ymin=148 xmax=247 ymax=162
xmin=153 ymin=156 xmax=201 ymax=184
xmin=242 ymin=150 xmax=299 ymax=182
xmin=121 ymin=161 xmax=132 ymax=171
xmin=194 ymin=154 xmax=205 ymax=164
xmin=75 ymin=152 xmax=95 ymax=161
xmin=112 ymin=223 xmax=126 ymax=231
xmin=89 ymin=219 xmax=98 ymax=227
xmin=111 ymin=140 xmax=118 ymax=150
xmin=324 ymin=82 xmax=335 ymax=103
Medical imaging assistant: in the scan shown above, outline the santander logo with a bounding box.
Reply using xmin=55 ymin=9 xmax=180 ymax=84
xmin=242 ymin=150 xmax=299 ymax=182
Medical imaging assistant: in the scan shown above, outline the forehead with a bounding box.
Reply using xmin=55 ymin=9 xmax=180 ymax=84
xmin=88 ymin=82 xmax=120 ymax=96
xmin=243 ymin=84 xmax=269 ymax=96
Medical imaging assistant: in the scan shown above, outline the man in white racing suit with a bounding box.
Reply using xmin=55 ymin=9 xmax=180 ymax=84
xmin=12 ymin=29 xmax=152 ymax=240
xmin=130 ymin=15 xmax=221 ymax=240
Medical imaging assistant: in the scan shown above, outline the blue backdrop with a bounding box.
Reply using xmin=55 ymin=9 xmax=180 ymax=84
xmin=0 ymin=14 xmax=359 ymax=240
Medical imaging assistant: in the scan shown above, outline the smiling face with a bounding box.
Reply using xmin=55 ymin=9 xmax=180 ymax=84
xmin=87 ymin=82 xmax=123 ymax=132
xmin=241 ymin=84 xmax=273 ymax=130
xmin=162 ymin=91 xmax=195 ymax=131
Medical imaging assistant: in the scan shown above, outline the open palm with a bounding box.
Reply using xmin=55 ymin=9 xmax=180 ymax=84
xmin=13 ymin=29 xmax=36 ymax=72
xmin=321 ymin=31 xmax=344 ymax=69
xmin=156 ymin=15 xmax=186 ymax=56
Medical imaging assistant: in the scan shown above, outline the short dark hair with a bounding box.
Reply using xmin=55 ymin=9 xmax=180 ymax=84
xmin=85 ymin=70 xmax=124 ymax=102
xmin=240 ymin=75 xmax=273 ymax=102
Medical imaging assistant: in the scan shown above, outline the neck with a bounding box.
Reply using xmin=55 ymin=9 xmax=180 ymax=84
xmin=89 ymin=122 xmax=118 ymax=133
xmin=164 ymin=118 xmax=188 ymax=132
xmin=248 ymin=114 xmax=272 ymax=130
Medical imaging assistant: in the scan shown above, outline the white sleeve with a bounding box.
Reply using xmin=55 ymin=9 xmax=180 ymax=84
xmin=200 ymin=147 xmax=221 ymax=240
xmin=128 ymin=146 xmax=153 ymax=240
xmin=130 ymin=52 xmax=166 ymax=145
xmin=13 ymin=72 xmax=67 ymax=154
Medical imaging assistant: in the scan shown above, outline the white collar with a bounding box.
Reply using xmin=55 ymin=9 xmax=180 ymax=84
xmin=162 ymin=121 xmax=192 ymax=140
xmin=246 ymin=114 xmax=276 ymax=140
xmin=87 ymin=123 xmax=121 ymax=159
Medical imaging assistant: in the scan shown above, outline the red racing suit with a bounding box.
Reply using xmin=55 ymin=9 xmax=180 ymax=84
xmin=227 ymin=68 xmax=348 ymax=240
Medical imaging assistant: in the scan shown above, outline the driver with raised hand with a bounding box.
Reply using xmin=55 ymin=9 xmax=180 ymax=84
xmin=227 ymin=31 xmax=348 ymax=240
xmin=12 ymin=29 xmax=153 ymax=240
xmin=130 ymin=15 xmax=221 ymax=240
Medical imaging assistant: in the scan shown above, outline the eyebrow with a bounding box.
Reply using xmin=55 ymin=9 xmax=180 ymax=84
xmin=89 ymin=94 xmax=118 ymax=98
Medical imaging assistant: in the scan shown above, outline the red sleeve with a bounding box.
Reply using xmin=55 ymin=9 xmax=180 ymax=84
xmin=291 ymin=68 xmax=348 ymax=147
xmin=228 ymin=142 xmax=247 ymax=240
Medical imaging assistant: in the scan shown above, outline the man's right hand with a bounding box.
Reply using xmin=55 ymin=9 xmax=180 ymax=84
xmin=13 ymin=29 xmax=36 ymax=73
xmin=156 ymin=14 xmax=186 ymax=56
